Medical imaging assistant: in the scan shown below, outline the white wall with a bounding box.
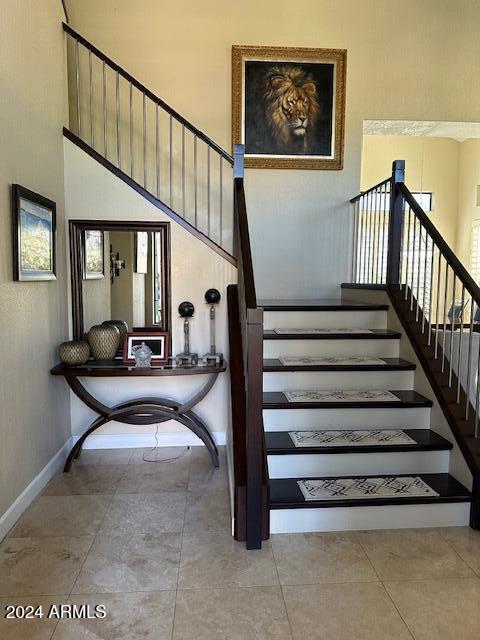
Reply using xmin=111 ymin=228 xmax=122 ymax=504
xmin=66 ymin=0 xmax=480 ymax=298
xmin=64 ymin=138 xmax=237 ymax=445
xmin=0 ymin=1 xmax=71 ymax=519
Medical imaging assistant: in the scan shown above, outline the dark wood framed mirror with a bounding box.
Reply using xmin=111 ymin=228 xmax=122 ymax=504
xmin=69 ymin=220 xmax=171 ymax=342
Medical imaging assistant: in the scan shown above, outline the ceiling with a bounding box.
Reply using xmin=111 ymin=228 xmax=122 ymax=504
xmin=363 ymin=120 xmax=480 ymax=142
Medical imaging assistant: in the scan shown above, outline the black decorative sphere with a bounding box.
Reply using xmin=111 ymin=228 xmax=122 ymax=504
xmin=205 ymin=288 xmax=221 ymax=304
xmin=178 ymin=301 xmax=195 ymax=317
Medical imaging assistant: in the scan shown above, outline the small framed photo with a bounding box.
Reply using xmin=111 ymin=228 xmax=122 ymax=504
xmin=135 ymin=231 xmax=149 ymax=274
xmin=12 ymin=184 xmax=56 ymax=281
xmin=83 ymin=230 xmax=105 ymax=279
xmin=123 ymin=332 xmax=169 ymax=365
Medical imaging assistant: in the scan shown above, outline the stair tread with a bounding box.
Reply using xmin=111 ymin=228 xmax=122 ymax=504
xmin=264 ymin=329 xmax=401 ymax=340
xmin=263 ymin=357 xmax=415 ymax=372
xmin=270 ymin=473 xmax=471 ymax=509
xmin=260 ymin=298 xmax=388 ymax=311
xmin=266 ymin=429 xmax=453 ymax=454
xmin=263 ymin=390 xmax=433 ymax=409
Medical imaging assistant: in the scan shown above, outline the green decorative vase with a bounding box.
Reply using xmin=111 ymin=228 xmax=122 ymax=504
xmin=102 ymin=319 xmax=129 ymax=343
xmin=59 ymin=340 xmax=90 ymax=366
xmin=87 ymin=325 xmax=120 ymax=361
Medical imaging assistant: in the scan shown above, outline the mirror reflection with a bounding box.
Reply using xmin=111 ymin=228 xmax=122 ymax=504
xmin=81 ymin=228 xmax=168 ymax=335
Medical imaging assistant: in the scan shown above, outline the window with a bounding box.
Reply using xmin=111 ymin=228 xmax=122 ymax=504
xmin=411 ymin=192 xmax=433 ymax=212
xmin=470 ymin=219 xmax=480 ymax=284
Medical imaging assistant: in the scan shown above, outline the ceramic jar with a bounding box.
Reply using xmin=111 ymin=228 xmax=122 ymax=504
xmin=102 ymin=319 xmax=129 ymax=342
xmin=58 ymin=340 xmax=90 ymax=366
xmin=87 ymin=324 xmax=120 ymax=361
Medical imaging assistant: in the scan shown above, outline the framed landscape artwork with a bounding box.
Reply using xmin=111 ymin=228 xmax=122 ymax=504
xmin=12 ymin=184 xmax=56 ymax=281
xmin=83 ymin=229 xmax=104 ymax=279
xmin=232 ymin=45 xmax=347 ymax=169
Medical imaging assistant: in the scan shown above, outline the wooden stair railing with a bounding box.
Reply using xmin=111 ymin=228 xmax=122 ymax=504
xmin=227 ymin=146 xmax=268 ymax=549
xmin=350 ymin=161 xmax=480 ymax=528
xmin=62 ymin=23 xmax=235 ymax=264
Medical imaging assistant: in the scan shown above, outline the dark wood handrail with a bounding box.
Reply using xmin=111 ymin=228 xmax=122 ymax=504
xmin=234 ymin=178 xmax=257 ymax=309
xmin=350 ymin=177 xmax=391 ymax=203
xmin=62 ymin=22 xmax=233 ymax=164
xmin=398 ymin=182 xmax=480 ymax=305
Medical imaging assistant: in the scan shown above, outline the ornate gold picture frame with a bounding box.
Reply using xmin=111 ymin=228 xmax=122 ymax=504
xmin=232 ymin=45 xmax=346 ymax=170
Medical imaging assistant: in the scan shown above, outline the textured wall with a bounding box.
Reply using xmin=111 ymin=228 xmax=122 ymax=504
xmin=66 ymin=0 xmax=480 ymax=298
xmin=0 ymin=0 xmax=70 ymax=516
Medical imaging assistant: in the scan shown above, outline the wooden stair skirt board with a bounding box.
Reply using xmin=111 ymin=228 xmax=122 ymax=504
xmin=269 ymin=474 xmax=471 ymax=533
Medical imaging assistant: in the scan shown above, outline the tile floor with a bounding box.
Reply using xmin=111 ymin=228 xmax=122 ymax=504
xmin=0 ymin=445 xmax=479 ymax=639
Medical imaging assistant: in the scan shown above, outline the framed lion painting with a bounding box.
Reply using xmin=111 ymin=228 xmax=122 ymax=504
xmin=232 ymin=45 xmax=347 ymax=169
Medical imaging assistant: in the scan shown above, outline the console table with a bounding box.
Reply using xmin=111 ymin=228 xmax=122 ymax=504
xmin=51 ymin=361 xmax=226 ymax=472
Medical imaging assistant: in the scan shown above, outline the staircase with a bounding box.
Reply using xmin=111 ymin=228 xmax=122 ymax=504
xmin=62 ymin=25 xmax=479 ymax=549
xmin=261 ymin=299 xmax=471 ymax=533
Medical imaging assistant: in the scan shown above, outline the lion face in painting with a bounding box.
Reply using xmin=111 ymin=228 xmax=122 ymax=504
xmin=263 ymin=65 xmax=319 ymax=151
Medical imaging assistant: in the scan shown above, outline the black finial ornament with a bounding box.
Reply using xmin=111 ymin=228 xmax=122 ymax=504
xmin=176 ymin=301 xmax=198 ymax=366
xmin=205 ymin=288 xmax=221 ymax=305
xmin=178 ymin=301 xmax=195 ymax=317
xmin=203 ymin=289 xmax=223 ymax=365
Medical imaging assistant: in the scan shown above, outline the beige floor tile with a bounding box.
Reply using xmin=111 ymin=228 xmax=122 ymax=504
xmin=183 ymin=489 xmax=231 ymax=533
xmin=72 ymin=533 xmax=181 ymax=594
xmin=272 ymin=532 xmax=378 ymax=586
xmin=128 ymin=446 xmax=191 ymax=464
xmin=116 ymin=462 xmax=189 ymax=493
xmin=437 ymin=526 xmax=480 ymax=574
xmin=0 ymin=596 xmax=67 ymax=640
xmin=356 ymin=528 xmax=474 ymax=580
xmin=43 ymin=465 xmax=127 ymax=496
xmin=188 ymin=448 xmax=228 ymax=493
xmin=173 ymin=586 xmax=292 ymax=639
xmin=385 ymin=577 xmax=480 ymax=640
xmin=52 ymin=590 xmax=176 ymax=639
xmin=179 ymin=532 xmax=279 ymax=589
xmin=9 ymin=496 xmax=111 ymax=538
xmin=99 ymin=492 xmax=186 ymax=535
xmin=75 ymin=448 xmax=134 ymax=465
xmin=0 ymin=537 xmax=93 ymax=596
xmin=283 ymin=582 xmax=412 ymax=640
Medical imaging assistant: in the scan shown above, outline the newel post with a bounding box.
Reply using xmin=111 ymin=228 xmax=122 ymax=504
xmin=386 ymin=160 xmax=406 ymax=285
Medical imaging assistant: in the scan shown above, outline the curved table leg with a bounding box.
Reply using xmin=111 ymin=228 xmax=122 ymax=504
xmin=64 ymin=373 xmax=221 ymax=472
xmin=64 ymin=415 xmax=110 ymax=471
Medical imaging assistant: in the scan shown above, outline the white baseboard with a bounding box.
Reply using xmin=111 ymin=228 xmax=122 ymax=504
xmin=72 ymin=431 xmax=227 ymax=449
xmin=0 ymin=439 xmax=72 ymax=542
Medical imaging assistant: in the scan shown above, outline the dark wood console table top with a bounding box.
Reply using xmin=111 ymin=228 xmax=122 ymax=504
xmin=51 ymin=361 xmax=227 ymax=377
xmin=51 ymin=361 xmax=226 ymax=472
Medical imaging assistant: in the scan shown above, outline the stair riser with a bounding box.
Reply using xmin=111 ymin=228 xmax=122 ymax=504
xmin=263 ymin=407 xmax=431 ymax=431
xmin=263 ymin=310 xmax=388 ymax=330
xmin=263 ymin=370 xmax=414 ymax=392
xmin=264 ymin=339 xmax=399 ymax=358
xmin=269 ymin=502 xmax=470 ymax=533
xmin=267 ymin=450 xmax=450 ymax=478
